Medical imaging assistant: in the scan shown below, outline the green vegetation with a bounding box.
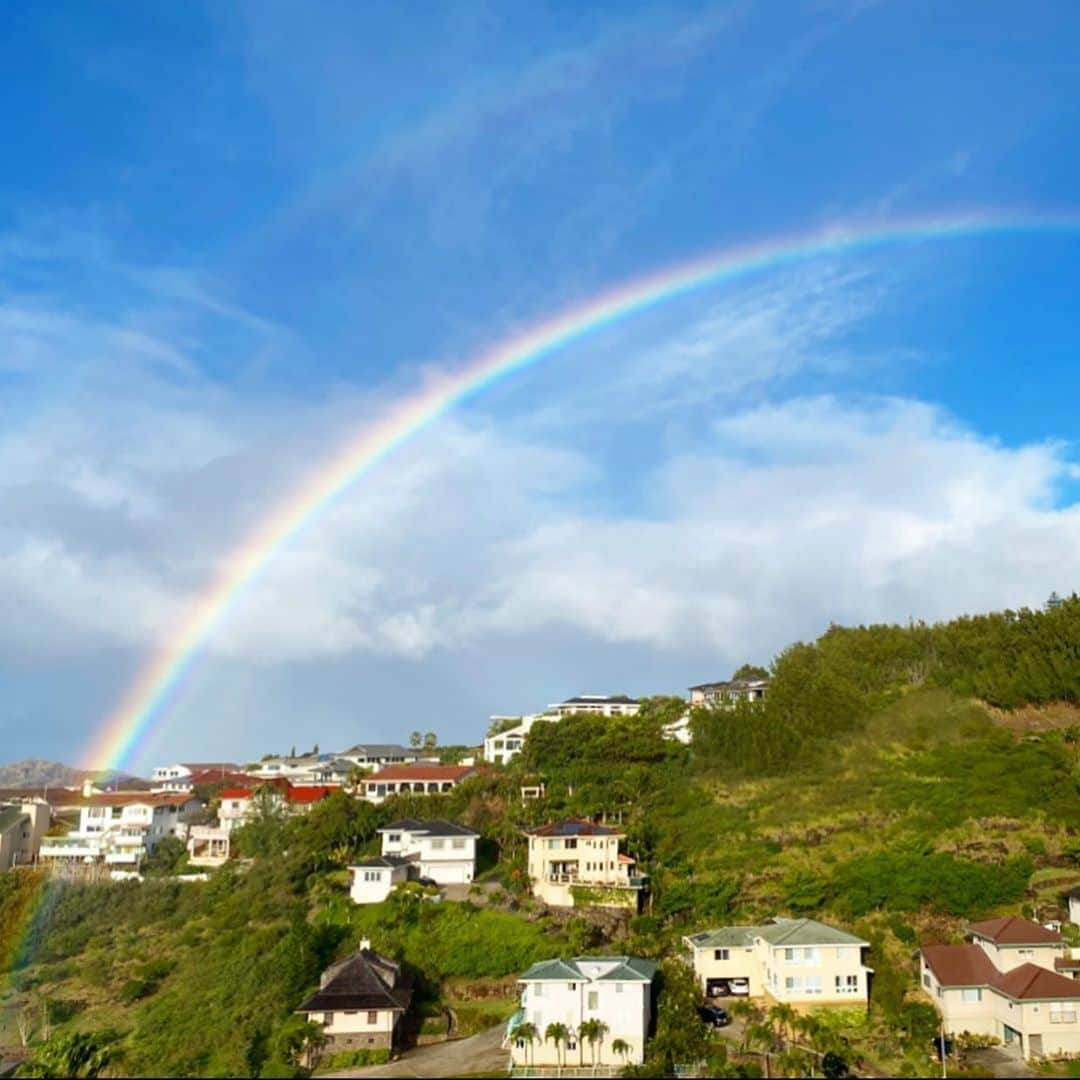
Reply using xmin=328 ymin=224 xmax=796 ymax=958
xmin=1 ymin=598 xmax=1078 ymax=1077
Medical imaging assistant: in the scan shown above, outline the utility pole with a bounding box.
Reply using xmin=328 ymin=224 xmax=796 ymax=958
xmin=940 ymin=1016 xmax=948 ymax=1079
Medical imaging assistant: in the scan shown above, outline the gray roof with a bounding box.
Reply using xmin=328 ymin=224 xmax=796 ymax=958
xmin=378 ymin=818 xmax=479 ymax=838
xmin=686 ymin=918 xmax=867 ymax=950
xmin=520 ymin=956 xmax=657 ymax=984
xmin=561 ymin=695 xmax=637 ymax=705
xmin=342 ymin=744 xmax=417 ymax=757
xmin=352 ymin=854 xmax=414 ymax=869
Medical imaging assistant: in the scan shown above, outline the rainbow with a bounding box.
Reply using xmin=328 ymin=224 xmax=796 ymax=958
xmin=82 ymin=207 xmax=1080 ymax=771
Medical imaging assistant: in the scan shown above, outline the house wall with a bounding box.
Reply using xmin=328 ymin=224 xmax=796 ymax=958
xmin=308 ymin=1007 xmax=399 ymax=1050
xmin=690 ymin=945 xmax=766 ymax=997
xmin=762 ymin=942 xmax=870 ymax=1003
xmin=349 ymin=865 xmax=408 ymax=904
xmin=511 ymin=975 xmax=650 ymax=1068
xmin=920 ymin=962 xmax=997 ymax=1037
xmin=1069 ymin=897 xmax=1080 ymax=928
xmin=973 ymin=938 xmax=1063 ymax=974
xmin=380 ymin=829 xmax=477 ymax=884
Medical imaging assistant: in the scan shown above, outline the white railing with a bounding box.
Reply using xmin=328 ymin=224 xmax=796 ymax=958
xmin=1050 ymin=1012 xmax=1077 ymax=1024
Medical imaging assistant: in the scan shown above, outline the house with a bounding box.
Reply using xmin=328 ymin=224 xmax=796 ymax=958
xmin=38 ymin=793 xmax=201 ymax=865
xmin=348 ymin=856 xmax=413 ymax=904
xmin=1068 ymin=887 xmax=1080 ymax=928
xmin=378 ymin=819 xmax=479 ymax=883
xmin=335 ymin=744 xmax=421 ymax=770
xmin=661 ymin=714 xmax=692 ymax=745
xmin=484 ymin=696 xmax=640 ymax=765
xmin=348 ymin=820 xmax=480 ymax=904
xmin=360 ymin=764 xmax=477 ymax=804
xmin=297 ymin=940 xmax=413 ymax=1053
xmin=506 ymin=955 xmax=657 ymax=1069
xmin=0 ymin=800 xmax=50 ymax=870
xmin=689 ymin=678 xmax=770 ymax=708
xmin=216 ymin=782 xmax=336 ymax=832
xmin=920 ymin=918 xmax=1080 ymax=1059
xmin=151 ymin=768 xmax=257 ymax=794
xmin=524 ymin=819 xmax=647 ymax=910
xmin=250 ymin=754 xmax=351 ymax=787
xmin=684 ymin=917 xmax=872 ymax=1003
xmin=920 ymin=916 xmax=1080 ymax=1059
xmin=186 ymin=826 xmax=232 ymax=867
xmin=548 ymin=695 xmax=640 ymax=718
xmin=151 ymin=762 xmax=242 ymax=787
xmin=484 ymin=714 xmax=545 ymax=765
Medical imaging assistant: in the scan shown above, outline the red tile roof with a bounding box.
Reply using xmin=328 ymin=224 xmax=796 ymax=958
xmin=995 ymin=964 xmax=1080 ymax=1000
xmin=1055 ymin=957 xmax=1080 ymax=971
xmin=184 ymin=770 xmax=259 ymax=787
xmin=968 ymin=916 xmax=1062 ymax=946
xmin=287 ymin=786 xmax=336 ymax=805
xmin=923 ymin=945 xmax=1080 ymax=1001
xmin=922 ymin=944 xmax=999 ymax=988
xmin=368 ymin=765 xmax=476 ymax=782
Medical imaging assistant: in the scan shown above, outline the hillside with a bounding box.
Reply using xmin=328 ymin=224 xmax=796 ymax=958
xmin=1 ymin=596 xmax=1078 ymax=1077
xmin=0 ymin=760 xmax=142 ymax=790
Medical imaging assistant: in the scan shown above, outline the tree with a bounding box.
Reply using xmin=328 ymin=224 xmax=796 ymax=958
xmin=423 ymin=731 xmax=438 ymax=752
xmin=545 ymin=1021 xmax=570 ymax=1072
xmin=611 ymin=1037 xmax=632 ymax=1066
xmin=512 ymin=1021 xmax=538 ymax=1067
xmin=578 ymin=1018 xmax=609 ymax=1071
xmin=409 ymin=730 xmax=423 ymax=749
xmin=732 ymin=663 xmax=770 ymax=681
xmin=272 ymin=1016 xmax=327 ymax=1070
xmin=21 ymin=1031 xmax=114 ymax=1078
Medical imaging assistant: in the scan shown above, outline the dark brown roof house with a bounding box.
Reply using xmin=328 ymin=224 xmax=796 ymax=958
xmin=297 ymin=939 xmax=413 ymax=1060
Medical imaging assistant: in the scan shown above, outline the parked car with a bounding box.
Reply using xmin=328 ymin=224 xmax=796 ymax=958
xmin=417 ymin=876 xmax=439 ymax=888
xmin=698 ymin=1004 xmax=731 ymax=1028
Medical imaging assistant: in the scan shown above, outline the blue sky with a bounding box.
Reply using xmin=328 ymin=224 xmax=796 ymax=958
xmin=2 ymin=1 xmax=1079 ymax=770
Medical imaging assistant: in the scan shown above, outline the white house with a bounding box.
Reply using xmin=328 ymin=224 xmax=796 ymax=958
xmin=661 ymin=714 xmax=692 ymax=745
xmin=348 ymin=820 xmax=480 ymax=904
xmin=250 ymin=755 xmax=351 ymax=786
xmin=216 ymin=782 xmax=336 ymax=832
xmin=360 ymin=764 xmax=478 ymax=804
xmin=151 ymin=762 xmax=242 ymax=788
xmin=484 ymin=697 xmax=640 ymax=766
xmin=0 ymin=800 xmax=50 ymax=870
xmin=378 ymin=819 xmax=479 ymax=883
xmin=921 ymin=917 xmax=1080 ymax=1059
xmin=524 ymin=819 xmax=647 ymax=910
xmin=335 ymin=744 xmax=421 ymax=769
xmin=38 ymin=793 xmax=201 ymax=865
xmin=684 ymin=917 xmax=872 ymax=1003
xmin=689 ymin=678 xmax=770 ymax=708
xmin=349 ymin=856 xmax=412 ymax=904
xmin=1067 ymin=888 xmax=1080 ymax=929
xmin=297 ymin=941 xmax=413 ymax=1054
xmin=507 ymin=955 xmax=657 ymax=1069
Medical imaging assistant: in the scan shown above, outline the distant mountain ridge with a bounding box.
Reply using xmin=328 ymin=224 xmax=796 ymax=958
xmin=0 ymin=759 xmax=140 ymax=789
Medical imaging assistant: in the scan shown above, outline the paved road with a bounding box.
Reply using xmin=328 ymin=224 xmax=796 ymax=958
xmin=326 ymin=1025 xmax=508 ymax=1078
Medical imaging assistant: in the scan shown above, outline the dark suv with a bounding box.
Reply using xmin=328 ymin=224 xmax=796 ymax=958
xmin=698 ymin=1004 xmax=731 ymax=1028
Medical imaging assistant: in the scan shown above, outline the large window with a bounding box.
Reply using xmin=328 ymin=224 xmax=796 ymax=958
xmin=1050 ymin=1003 xmax=1078 ymax=1024
xmin=452 ymin=838 xmax=466 ymax=849
xmin=714 ymin=948 xmax=730 ymax=961
xmin=588 ymin=991 xmax=599 ymax=1010
xmin=961 ymin=988 xmax=982 ymax=1003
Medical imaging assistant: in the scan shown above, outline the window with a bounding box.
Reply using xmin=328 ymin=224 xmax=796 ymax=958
xmin=922 ymin=973 xmax=931 ymax=989
xmin=714 ymin=948 xmax=730 ymax=961
xmin=367 ymin=1011 xmax=378 ymax=1024
xmin=805 ymin=976 xmax=822 ymax=995
xmin=565 ymin=838 xmax=577 ymax=849
xmin=387 ymin=833 xmax=401 ymax=844
xmin=835 ymin=975 xmax=859 ymax=994
xmin=588 ymin=991 xmax=599 ymax=1010
xmin=569 ymin=982 xmax=577 ymax=991
xmin=534 ymin=985 xmax=542 ymax=997
xmin=430 ymin=839 xmax=445 ymax=850
xmin=452 ymin=838 xmax=466 ymax=849
xmin=961 ymin=988 xmax=982 ymax=1003
xmin=323 ymin=1012 xmax=333 ymax=1025
xmin=1050 ymin=1003 xmax=1078 ymax=1024
xmin=1018 ymin=949 xmax=1034 ymax=958
xmin=785 ymin=977 xmax=802 ymax=992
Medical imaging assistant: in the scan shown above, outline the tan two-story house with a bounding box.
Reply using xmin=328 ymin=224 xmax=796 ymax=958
xmin=524 ymin=818 xmax=647 ymax=910
xmin=684 ymin=917 xmax=872 ymax=1004
xmin=921 ymin=916 xmax=1080 ymax=1060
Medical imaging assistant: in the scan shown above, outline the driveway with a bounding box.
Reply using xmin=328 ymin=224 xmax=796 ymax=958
xmin=963 ymin=1046 xmax=1035 ymax=1078
xmin=326 ymin=1025 xmax=508 ymax=1078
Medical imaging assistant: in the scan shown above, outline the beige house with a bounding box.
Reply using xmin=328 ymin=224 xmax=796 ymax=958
xmin=921 ymin=916 xmax=1080 ymax=1059
xmin=0 ymin=800 xmax=50 ymax=870
xmin=689 ymin=678 xmax=770 ymax=707
xmin=524 ymin=819 xmax=647 ymax=910
xmin=297 ymin=941 xmax=412 ymax=1053
xmin=684 ymin=918 xmax=872 ymax=1004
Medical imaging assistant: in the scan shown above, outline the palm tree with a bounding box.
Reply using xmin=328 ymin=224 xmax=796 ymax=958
xmin=545 ymin=1021 xmax=570 ymax=1074
xmin=578 ymin=1018 xmax=609 ymax=1073
xmin=511 ymin=1021 xmax=538 ymax=1067
xmin=611 ymin=1037 xmax=632 ymax=1066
